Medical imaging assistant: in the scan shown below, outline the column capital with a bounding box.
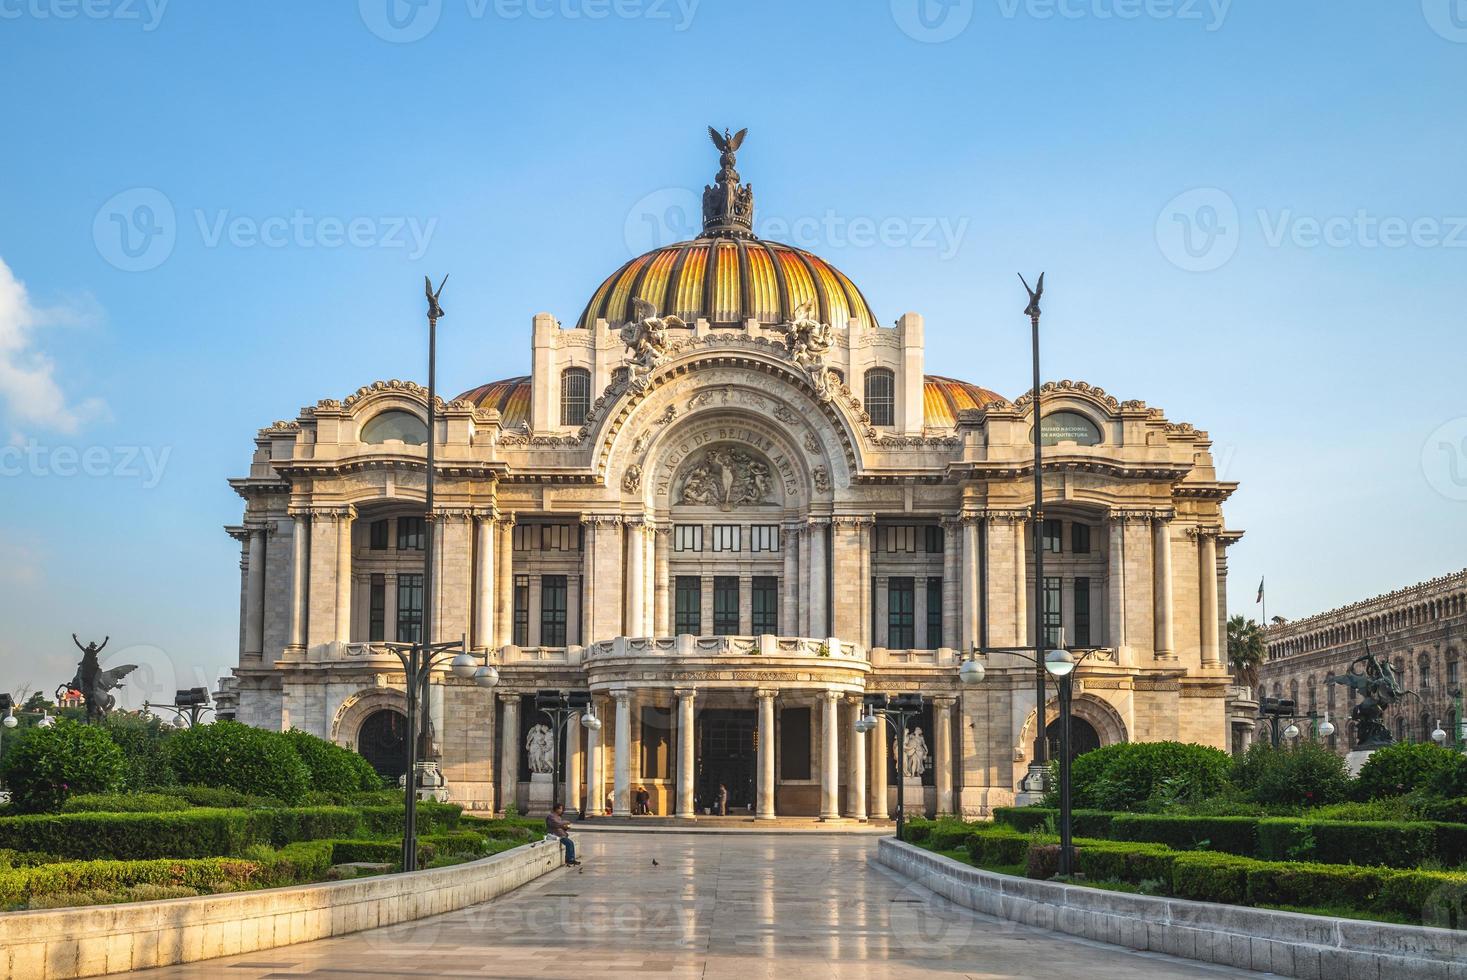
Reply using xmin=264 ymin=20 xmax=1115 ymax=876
xmin=496 ymin=511 xmax=517 ymax=529
xmin=610 ymin=688 xmax=632 ymax=703
xmin=932 ymin=694 xmax=958 ymax=708
xmin=674 ymin=687 xmax=697 ymax=701
xmin=974 ymin=508 xmax=1026 ymax=524
xmin=306 ymin=504 xmax=355 ymax=521
xmin=581 ymin=514 xmax=623 ymax=528
xmin=1186 ymin=524 xmax=1223 ymax=540
xmin=497 ymin=691 xmax=521 ymax=705
xmin=755 ymin=688 xmax=779 ymax=701
xmin=819 ymin=689 xmax=843 ymax=703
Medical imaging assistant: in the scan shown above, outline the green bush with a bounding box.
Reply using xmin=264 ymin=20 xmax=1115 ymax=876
xmin=1074 ymin=839 xmax=1179 ymax=887
xmin=164 ymin=723 xmax=311 ymax=805
xmin=1108 ymin=814 xmax=1259 ymax=857
xmin=902 ymin=817 xmax=933 ymax=843
xmin=1357 ymin=742 xmax=1462 ymax=800
xmin=1069 ymin=742 xmax=1232 ymax=810
xmin=1430 ymin=756 xmax=1467 ymax=798
xmin=964 ymin=827 xmax=1033 ymax=867
xmin=991 ymin=807 xmax=1055 ymax=833
xmin=156 ymin=784 xmax=284 ymax=808
xmin=1169 ymin=851 xmax=1255 ymax=904
xmin=928 ymin=819 xmax=981 ymax=851
xmin=1419 ymin=796 xmax=1467 ymax=824
xmin=357 ymin=802 xmax=461 ymax=836
xmin=60 ymin=792 xmax=190 ymax=814
xmin=1244 ymin=861 xmax=1391 ymax=910
xmin=102 ymin=713 xmax=176 ymax=791
xmin=247 ymin=806 xmax=365 ymax=847
xmin=0 ymin=809 xmax=254 ymax=859
xmin=284 ymin=730 xmax=383 ymax=794
xmin=330 ymin=839 xmax=402 ymax=864
xmin=1256 ymin=818 xmax=1437 ymax=868
xmin=0 ymin=856 xmax=261 ymax=906
xmin=1377 ymin=870 xmax=1467 ymax=928
xmin=1233 ymin=742 xmax=1350 ymax=807
xmin=254 ymin=840 xmax=334 ymax=886
xmin=0 ymin=721 xmax=127 ymax=813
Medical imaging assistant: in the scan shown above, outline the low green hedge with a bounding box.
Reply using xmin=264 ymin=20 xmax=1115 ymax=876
xmin=1108 ymin=814 xmax=1260 ymax=857
xmin=991 ymin=807 xmax=1113 ymax=838
xmin=0 ymin=856 xmax=262 ymax=906
xmin=60 ymin=793 xmax=191 ymax=814
xmin=963 ymin=827 xmax=1032 ymax=867
xmin=1255 ymin=818 xmax=1440 ymax=868
xmin=357 ymin=802 xmax=461 ymax=836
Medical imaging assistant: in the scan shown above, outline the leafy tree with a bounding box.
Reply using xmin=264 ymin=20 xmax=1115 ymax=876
xmin=1355 ymin=741 xmax=1461 ymax=800
xmin=164 ymin=721 xmax=311 ymax=804
xmin=1227 ymin=615 xmax=1266 ymax=689
xmin=1067 ymin=741 xmax=1233 ymax=810
xmin=283 ymin=729 xmax=383 ymax=794
xmin=0 ymin=720 xmax=127 ymax=813
xmin=1233 ymin=741 xmax=1351 ymax=807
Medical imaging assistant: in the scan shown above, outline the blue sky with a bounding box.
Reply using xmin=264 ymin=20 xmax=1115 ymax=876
xmin=1 ymin=1 xmax=1465 ymax=702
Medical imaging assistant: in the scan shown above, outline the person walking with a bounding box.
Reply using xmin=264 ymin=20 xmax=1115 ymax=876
xmin=546 ymin=803 xmax=580 ymax=866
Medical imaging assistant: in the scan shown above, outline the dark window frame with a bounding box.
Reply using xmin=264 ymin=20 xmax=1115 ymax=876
xmin=926 ymin=576 xmax=943 ymax=650
xmin=369 ymin=519 xmax=389 ymax=551
xmin=560 ymin=367 xmax=591 ymax=426
xmin=395 ymin=573 xmax=423 ymax=643
xmin=751 ymin=576 xmax=778 ymax=635
xmin=397 ymin=516 xmax=425 ymax=551
xmin=540 ymin=574 xmax=568 ymax=647
xmin=888 ymin=577 xmax=915 ymax=649
xmin=513 ymin=574 xmax=530 ymax=646
xmin=369 ymin=574 xmax=386 ymax=642
xmin=713 ymin=576 xmax=740 ymax=636
xmin=675 ymin=575 xmax=702 ymax=635
xmin=864 ymin=368 xmax=895 ymax=426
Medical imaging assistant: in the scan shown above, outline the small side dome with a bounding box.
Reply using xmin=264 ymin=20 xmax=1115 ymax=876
xmin=923 ymin=376 xmax=1006 ymax=427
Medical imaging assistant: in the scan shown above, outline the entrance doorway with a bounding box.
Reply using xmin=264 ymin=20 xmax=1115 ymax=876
xmin=358 ymin=709 xmax=409 ymax=782
xmin=1045 ymin=716 xmax=1101 ymax=765
xmin=696 ymin=708 xmax=756 ymax=814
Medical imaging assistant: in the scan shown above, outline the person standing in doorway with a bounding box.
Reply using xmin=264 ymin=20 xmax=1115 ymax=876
xmin=546 ymin=803 xmax=580 ymax=866
xmin=716 ymin=782 xmax=729 ymax=816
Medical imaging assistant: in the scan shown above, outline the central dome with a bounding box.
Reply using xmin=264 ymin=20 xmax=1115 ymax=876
xmin=577 ymin=126 xmax=880 ymax=332
xmin=576 ymin=238 xmax=880 ymax=331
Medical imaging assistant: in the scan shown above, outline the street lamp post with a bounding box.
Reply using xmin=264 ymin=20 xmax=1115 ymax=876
xmin=417 ymin=275 xmax=449 ymax=788
xmin=142 ymin=687 xmax=215 ymax=728
xmin=1019 ymin=272 xmax=1050 ymax=789
xmin=534 ymin=690 xmax=594 ymax=810
xmin=855 ymin=692 xmax=925 ymax=842
xmin=962 ymin=641 xmax=1101 ymax=877
xmin=0 ymin=695 xmax=17 ymax=788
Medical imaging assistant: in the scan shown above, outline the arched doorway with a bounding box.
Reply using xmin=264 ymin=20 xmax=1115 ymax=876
xmin=1045 ymin=716 xmax=1101 ymax=765
xmin=357 ymin=709 xmax=409 ymax=781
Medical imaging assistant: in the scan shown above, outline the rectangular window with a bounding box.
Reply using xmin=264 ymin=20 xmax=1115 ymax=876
xmin=884 ymin=525 xmax=916 ymax=553
xmin=713 ymin=576 xmax=740 ymax=635
xmin=395 ymin=573 xmax=423 ymax=643
xmin=751 ymin=576 xmax=778 ymax=634
xmin=369 ymin=574 xmax=386 ymax=641
xmin=924 ymin=525 xmax=944 ymax=554
xmin=675 ymin=576 xmax=702 ymax=635
xmin=1450 ymin=661 xmax=1460 ymax=686
xmin=750 ymin=525 xmax=780 ymax=552
xmin=926 ymin=577 xmax=943 ymax=650
xmin=711 ymin=525 xmax=740 ymax=552
xmin=674 ymin=524 xmax=703 ymax=552
xmin=864 ymin=369 xmax=895 ymax=427
xmin=540 ymin=575 xmax=567 ymax=647
xmin=1073 ymin=577 xmax=1091 ymax=647
xmin=779 ymin=707 xmax=812 ymax=780
xmin=1043 ymin=575 xmax=1063 ymax=648
xmin=397 ymin=516 xmax=425 ymax=551
xmin=540 ymin=524 xmax=574 ymax=551
xmin=640 ymin=705 xmax=672 ymax=780
xmin=513 ymin=574 xmax=530 ymax=646
xmin=369 ymin=519 xmax=389 ymax=551
xmin=1071 ymin=522 xmax=1091 ymax=554
xmin=1042 ymin=519 xmax=1062 ymax=554
xmin=888 ymin=577 xmax=915 ymax=649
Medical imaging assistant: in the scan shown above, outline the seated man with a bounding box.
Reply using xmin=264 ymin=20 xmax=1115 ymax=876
xmin=545 ymin=803 xmax=579 ymax=866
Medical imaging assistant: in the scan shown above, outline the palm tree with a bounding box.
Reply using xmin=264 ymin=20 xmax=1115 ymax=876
xmin=1228 ymin=615 xmax=1266 ymax=689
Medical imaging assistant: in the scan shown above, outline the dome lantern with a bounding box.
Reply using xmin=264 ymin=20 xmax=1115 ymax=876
xmin=700 ymin=126 xmax=756 ymax=240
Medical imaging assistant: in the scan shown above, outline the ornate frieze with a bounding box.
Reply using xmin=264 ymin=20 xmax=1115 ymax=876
xmin=676 ymin=447 xmax=776 ymax=509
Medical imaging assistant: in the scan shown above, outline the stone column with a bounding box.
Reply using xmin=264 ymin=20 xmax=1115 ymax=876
xmin=781 ymin=525 xmax=799 ymax=636
xmin=654 ymin=526 xmax=671 ymax=636
xmin=580 ymin=518 xmax=595 ymax=646
xmin=943 ymin=518 xmax=961 ymax=651
xmin=495 ymin=515 xmax=515 ymax=646
xmin=756 ymin=689 xmax=777 ymax=819
xmin=612 ymin=689 xmax=632 ymax=816
xmin=797 ymin=526 xmax=811 ymax=636
xmin=808 ymin=521 xmax=828 ymax=638
xmin=848 ymin=698 xmax=867 ymax=820
xmin=870 ymin=714 xmax=889 ymax=819
xmin=1108 ymin=516 xmax=1127 ymax=653
xmin=819 ymin=690 xmax=840 ymax=820
xmin=498 ymin=693 xmax=520 ymax=815
xmin=961 ymin=517 xmax=979 ymax=652
xmin=625 ymin=522 xmax=645 ymax=636
xmin=858 ymin=520 xmax=873 ymax=649
xmin=934 ymin=695 xmax=956 ymax=815
xmin=1153 ymin=515 xmax=1175 ymax=660
xmin=675 ymin=689 xmax=697 ymax=817
xmin=1199 ymin=529 xmax=1221 ymax=667
xmin=288 ymin=512 xmax=308 ymax=653
xmin=565 ymin=711 xmax=582 ymax=815
xmin=334 ymin=507 xmax=355 ymax=643
xmin=244 ymin=527 xmax=266 ymax=657
xmin=474 ymin=513 xmax=495 ymax=651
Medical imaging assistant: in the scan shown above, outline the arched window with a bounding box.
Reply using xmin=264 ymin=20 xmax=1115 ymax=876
xmin=361 ymin=409 xmax=427 ymax=446
xmin=1038 ymin=410 xmax=1103 ymax=446
xmin=561 ymin=368 xmax=590 ymax=426
xmin=864 ymin=368 xmax=894 ymax=426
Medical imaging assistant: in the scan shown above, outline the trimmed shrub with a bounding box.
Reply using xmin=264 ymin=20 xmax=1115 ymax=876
xmin=1069 ymin=741 xmax=1232 ymax=810
xmin=164 ymin=722 xmax=311 ymax=805
xmin=255 ymin=840 xmax=335 ymax=886
xmin=929 ymin=819 xmax=981 ymax=851
xmin=247 ymin=806 xmax=365 ymax=847
xmin=1026 ymin=843 xmax=1061 ymax=880
xmin=1244 ymin=861 xmax=1391 ymax=910
xmin=1169 ymin=852 xmax=1255 ymax=905
xmin=284 ymin=730 xmax=383 ymax=794
xmin=902 ymin=817 xmax=933 ymax=843
xmin=1419 ymin=796 xmax=1467 ymax=824
xmin=0 ymin=856 xmax=261 ymax=906
xmin=357 ymin=802 xmax=461 ymax=836
xmin=102 ymin=713 xmax=176 ymax=791
xmin=1074 ymin=840 xmax=1179 ymax=887
xmin=1378 ymin=870 xmax=1467 ymax=928
xmin=1357 ymin=742 xmax=1462 ymax=800
xmin=330 ymin=839 xmax=402 ymax=864
xmin=0 ymin=721 xmax=127 ymax=814
xmin=991 ymin=806 xmax=1055 ymax=833
xmin=1108 ymin=814 xmax=1259 ymax=857
xmin=155 ymin=784 xmax=284 ymax=808
xmin=1233 ymin=742 xmax=1350 ymax=807
xmin=964 ymin=828 xmax=1032 ymax=867
xmin=0 ymin=809 xmax=255 ymax=860
xmin=1308 ymin=820 xmax=1436 ymax=868
xmin=60 ymin=792 xmax=191 ymax=814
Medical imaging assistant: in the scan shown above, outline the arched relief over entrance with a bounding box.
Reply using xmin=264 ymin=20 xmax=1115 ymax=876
xmin=602 ymin=357 xmax=858 ymax=503
xmin=657 ymin=423 xmax=802 ymax=512
xmin=1013 ymin=692 xmax=1128 ymax=765
xmin=595 ymin=353 xmax=865 ymax=491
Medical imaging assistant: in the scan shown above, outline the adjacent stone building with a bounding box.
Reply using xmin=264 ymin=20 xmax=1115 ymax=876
xmin=217 ymin=132 xmax=1240 ymax=819
xmin=1259 ymin=569 xmax=1467 ymax=753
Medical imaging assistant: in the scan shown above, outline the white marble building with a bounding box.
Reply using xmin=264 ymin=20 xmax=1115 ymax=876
xmin=219 ymin=132 xmax=1240 ymax=819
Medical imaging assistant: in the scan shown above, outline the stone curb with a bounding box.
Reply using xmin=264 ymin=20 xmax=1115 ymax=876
xmin=877 ymin=838 xmax=1467 ymax=980
xmin=0 ymin=840 xmax=561 ymax=979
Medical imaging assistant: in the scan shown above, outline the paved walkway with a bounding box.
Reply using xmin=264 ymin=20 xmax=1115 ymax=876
xmin=125 ymin=832 xmax=1262 ymax=979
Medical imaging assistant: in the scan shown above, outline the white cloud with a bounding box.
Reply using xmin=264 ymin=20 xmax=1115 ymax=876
xmin=0 ymin=257 xmax=106 ymax=435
